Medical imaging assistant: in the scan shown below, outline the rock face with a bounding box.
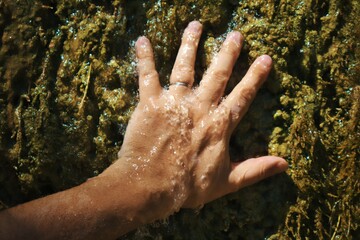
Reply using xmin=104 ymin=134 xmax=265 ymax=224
xmin=0 ymin=0 xmax=358 ymax=239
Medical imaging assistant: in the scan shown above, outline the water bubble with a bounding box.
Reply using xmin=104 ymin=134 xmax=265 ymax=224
xmin=132 ymin=163 xmax=139 ymax=170
xmin=200 ymin=175 xmax=209 ymax=190
xmin=150 ymin=146 xmax=158 ymax=156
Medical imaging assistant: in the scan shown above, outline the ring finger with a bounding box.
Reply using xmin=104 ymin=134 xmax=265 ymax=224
xmin=169 ymin=21 xmax=203 ymax=90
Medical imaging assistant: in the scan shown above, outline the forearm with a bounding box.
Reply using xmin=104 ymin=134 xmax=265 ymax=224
xmin=0 ymin=161 xmax=169 ymax=240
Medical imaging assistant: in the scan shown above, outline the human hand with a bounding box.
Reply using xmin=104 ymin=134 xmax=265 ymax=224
xmin=104 ymin=21 xmax=288 ymax=216
xmin=0 ymin=21 xmax=288 ymax=240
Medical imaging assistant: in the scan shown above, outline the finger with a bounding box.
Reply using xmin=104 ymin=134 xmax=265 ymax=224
xmin=228 ymin=156 xmax=288 ymax=190
xmin=135 ymin=36 xmax=162 ymax=100
xmin=196 ymin=31 xmax=243 ymax=105
xmin=169 ymin=21 xmax=203 ymax=89
xmin=222 ymin=55 xmax=272 ymax=130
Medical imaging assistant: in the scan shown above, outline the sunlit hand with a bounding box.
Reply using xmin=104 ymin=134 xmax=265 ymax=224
xmin=0 ymin=21 xmax=289 ymax=240
xmin=105 ymin=21 xmax=288 ymax=213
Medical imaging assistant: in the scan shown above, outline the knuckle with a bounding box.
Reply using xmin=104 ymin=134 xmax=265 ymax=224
xmin=238 ymin=87 xmax=256 ymax=105
xmin=237 ymin=168 xmax=249 ymax=187
xmin=139 ymin=55 xmax=154 ymax=65
xmin=260 ymin=165 xmax=267 ymax=178
xmin=174 ymin=62 xmax=194 ymax=74
xmin=225 ymin=46 xmax=239 ymax=58
xmin=222 ymin=42 xmax=240 ymax=58
xmin=212 ymin=69 xmax=230 ymax=83
xmin=141 ymin=69 xmax=158 ymax=80
xmin=171 ymin=63 xmax=195 ymax=81
xmin=257 ymin=159 xmax=268 ymax=180
xmin=181 ymin=43 xmax=197 ymax=53
xmin=254 ymin=66 xmax=269 ymax=79
xmin=230 ymin=108 xmax=241 ymax=123
xmin=183 ymin=31 xmax=200 ymax=45
xmin=250 ymin=61 xmax=271 ymax=81
xmin=137 ymin=48 xmax=153 ymax=60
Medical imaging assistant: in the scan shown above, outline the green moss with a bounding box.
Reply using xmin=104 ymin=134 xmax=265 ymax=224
xmin=0 ymin=0 xmax=359 ymax=239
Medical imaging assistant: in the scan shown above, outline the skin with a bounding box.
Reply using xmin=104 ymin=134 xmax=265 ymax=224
xmin=0 ymin=21 xmax=288 ymax=240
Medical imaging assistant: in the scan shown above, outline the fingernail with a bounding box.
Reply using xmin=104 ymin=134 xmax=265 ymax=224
xmin=187 ymin=21 xmax=202 ymax=33
xmin=227 ymin=31 xmax=242 ymax=44
xmin=136 ymin=36 xmax=150 ymax=47
xmin=258 ymin=55 xmax=273 ymax=68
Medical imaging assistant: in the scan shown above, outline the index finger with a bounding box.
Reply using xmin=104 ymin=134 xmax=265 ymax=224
xmin=196 ymin=31 xmax=243 ymax=106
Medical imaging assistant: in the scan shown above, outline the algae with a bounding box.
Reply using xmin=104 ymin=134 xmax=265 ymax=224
xmin=0 ymin=0 xmax=359 ymax=239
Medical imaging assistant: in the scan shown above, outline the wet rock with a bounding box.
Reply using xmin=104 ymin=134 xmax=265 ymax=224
xmin=0 ymin=0 xmax=359 ymax=239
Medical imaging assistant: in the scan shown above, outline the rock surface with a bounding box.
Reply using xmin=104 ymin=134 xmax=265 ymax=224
xmin=0 ymin=0 xmax=359 ymax=239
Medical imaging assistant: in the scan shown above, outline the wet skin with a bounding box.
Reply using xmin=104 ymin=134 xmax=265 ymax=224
xmin=0 ymin=21 xmax=288 ymax=239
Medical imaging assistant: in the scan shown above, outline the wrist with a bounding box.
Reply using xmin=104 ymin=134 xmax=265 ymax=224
xmin=96 ymin=158 xmax=189 ymax=227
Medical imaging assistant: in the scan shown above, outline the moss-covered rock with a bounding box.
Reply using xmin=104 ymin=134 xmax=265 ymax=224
xmin=0 ymin=0 xmax=358 ymax=239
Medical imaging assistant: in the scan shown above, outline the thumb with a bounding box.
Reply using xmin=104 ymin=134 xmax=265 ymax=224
xmin=228 ymin=156 xmax=288 ymax=190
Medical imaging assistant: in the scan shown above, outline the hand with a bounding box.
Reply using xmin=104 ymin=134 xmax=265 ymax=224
xmin=0 ymin=21 xmax=288 ymax=240
xmin=104 ymin=21 xmax=288 ymax=213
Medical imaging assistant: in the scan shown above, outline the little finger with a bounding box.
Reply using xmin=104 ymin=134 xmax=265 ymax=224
xmin=136 ymin=36 xmax=162 ymax=100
